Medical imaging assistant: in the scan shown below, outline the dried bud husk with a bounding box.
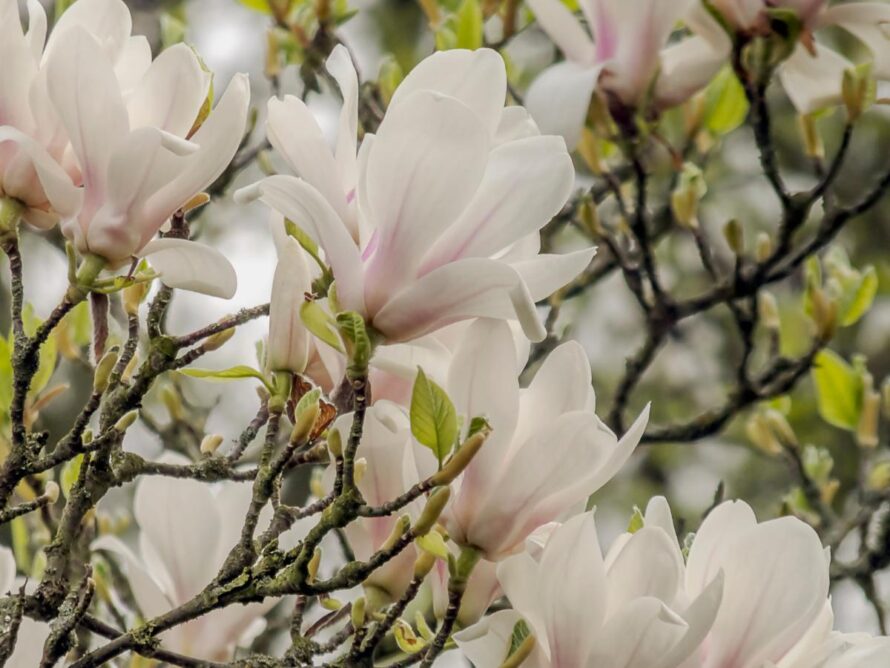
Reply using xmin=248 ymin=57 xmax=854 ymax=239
xmin=430 ymin=431 xmax=488 ymax=486
xmin=122 ymin=282 xmax=148 ymax=316
xmin=857 ymin=387 xmax=881 ymax=449
xmin=413 ymin=487 xmax=451 ymax=537
xmin=93 ymin=349 xmax=119 ymax=393
xmin=200 ymin=434 xmax=225 ymax=455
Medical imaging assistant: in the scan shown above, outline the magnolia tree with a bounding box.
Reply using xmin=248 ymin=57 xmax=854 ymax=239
xmin=1 ymin=0 xmax=890 ymax=665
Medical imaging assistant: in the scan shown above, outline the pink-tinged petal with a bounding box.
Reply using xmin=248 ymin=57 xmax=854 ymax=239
xmin=133 ymin=473 xmax=223 ymax=604
xmin=497 ymin=553 xmax=549 ymax=646
xmin=138 ymin=238 xmax=237 ymax=298
xmin=389 ymin=48 xmax=508 ymax=135
xmin=362 ymin=91 xmax=489 ymax=314
xmin=822 ymin=3 xmax=890 ymax=79
xmin=583 ymin=403 xmax=649 ymax=492
xmin=527 ymin=0 xmax=596 ymax=65
xmin=127 ymin=43 xmax=209 ymax=137
xmin=46 ymin=26 xmax=129 ymax=223
xmin=114 ymin=36 xmax=152 ymax=95
xmin=706 ymin=0 xmax=764 ymax=29
xmin=521 ymin=340 xmax=594 ymax=428
xmin=0 ymin=126 xmax=81 ymax=217
xmin=525 ymin=61 xmax=603 ymax=150
xmin=141 ymin=73 xmax=250 ymax=238
xmin=325 ymin=44 xmax=359 ymax=196
xmin=778 ymin=44 xmax=851 ymax=114
xmin=419 ymin=135 xmax=574 ymax=273
xmin=46 ymin=0 xmax=132 ymax=63
xmin=494 ymin=106 xmax=540 ymax=144
xmin=267 ymin=233 xmax=312 ymax=373
xmin=656 ymin=573 xmax=724 ymax=668
xmin=454 ymin=609 xmax=525 ymax=668
xmin=370 ymin=258 xmax=532 ymax=342
xmin=0 ymin=0 xmax=38 ymax=131
xmin=590 ymin=598 xmax=689 ymax=668
xmin=655 ymin=36 xmax=729 ymax=109
xmin=265 ymin=95 xmax=353 ymax=231
xmin=685 ymin=500 xmax=757 ymax=597
xmin=234 ymin=174 xmax=364 ymax=313
xmin=605 ymin=527 xmax=684 ymax=612
xmin=509 ymin=246 xmax=597 ymax=302
xmin=536 ymin=513 xmax=607 ymax=665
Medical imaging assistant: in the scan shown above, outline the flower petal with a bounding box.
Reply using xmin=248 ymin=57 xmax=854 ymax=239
xmin=823 ymin=3 xmax=890 ymax=79
xmin=454 ymin=609 xmax=525 ymax=668
xmin=527 ymin=0 xmax=596 ymax=64
xmin=525 ymin=61 xmax=603 ymax=150
xmin=138 ymin=237 xmax=237 ymax=298
xmin=778 ymin=44 xmax=851 ymax=114
xmin=325 ymin=44 xmax=359 ymax=196
xmin=509 ymin=247 xmax=597 ymax=302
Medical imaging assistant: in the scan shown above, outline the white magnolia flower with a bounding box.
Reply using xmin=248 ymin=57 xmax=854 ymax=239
xmin=41 ymin=0 xmax=250 ymax=297
xmin=237 ymin=46 xmax=593 ymax=343
xmin=525 ymin=0 xmax=727 ymax=148
xmin=0 ymin=546 xmax=50 ymax=665
xmin=0 ymin=0 xmax=80 ymax=229
xmin=92 ymin=461 xmax=285 ymax=661
xmin=699 ymin=0 xmax=890 ymax=114
xmin=440 ymin=318 xmax=648 ymax=561
xmin=456 ymin=505 xmax=724 ymax=668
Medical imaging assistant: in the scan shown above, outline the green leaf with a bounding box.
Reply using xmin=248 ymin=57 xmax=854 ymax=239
xmin=839 ymin=265 xmax=878 ymax=327
xmin=508 ymin=619 xmax=531 ymax=657
xmin=410 ymin=368 xmax=458 ymax=465
xmin=336 ymin=311 xmax=372 ymax=371
xmin=180 ymin=365 xmax=272 ymax=391
xmin=299 ymin=301 xmax=343 ymax=352
xmin=238 ymin=0 xmax=271 ymax=13
xmin=61 ymin=455 xmax=84 ymax=499
xmin=627 ymin=506 xmax=645 ymax=534
xmin=812 ymin=350 xmax=863 ymax=430
xmin=704 ymin=66 xmax=748 ymax=136
xmin=453 ymin=0 xmax=483 ymax=49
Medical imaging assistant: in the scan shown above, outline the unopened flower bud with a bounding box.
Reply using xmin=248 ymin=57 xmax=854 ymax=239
xmin=857 ymin=388 xmax=881 ymax=449
xmin=413 ymin=487 xmax=451 ymax=537
xmin=327 ymin=430 xmax=343 ymax=459
xmin=354 ymin=458 xmax=368 ymax=486
xmin=755 ymin=232 xmax=773 ymax=263
xmin=351 ymin=596 xmax=366 ymax=629
xmin=200 ymin=434 xmax=225 ymax=455
xmin=430 ymin=431 xmax=488 ymax=486
xmin=842 ymin=65 xmax=872 ymax=122
xmin=307 ymin=547 xmax=322 ymax=582
xmin=320 ymin=596 xmax=343 ymax=611
xmin=203 ymin=327 xmax=235 ymax=352
xmin=764 ymin=409 xmax=798 ymax=449
xmin=810 ymin=287 xmax=837 ymax=342
xmin=290 ymin=400 xmax=320 ymax=445
xmin=798 ymin=113 xmax=824 ymax=159
xmin=382 ymin=515 xmax=411 ymax=552
xmin=670 ymin=164 xmax=707 ymax=230
xmin=723 ymin=219 xmax=744 ymax=255
xmin=93 ymin=349 xmax=119 ymax=393
xmin=114 ymin=410 xmax=138 ymax=432
xmin=758 ymin=292 xmax=781 ymax=332
xmin=161 ymin=386 xmax=184 ymax=421
xmin=414 ymin=550 xmax=437 ymax=579
xmin=43 ymin=481 xmax=60 ymax=504
xmin=122 ymin=282 xmax=148 ymax=316
xmin=746 ymin=413 xmax=782 ymax=455
xmin=82 ymin=428 xmax=93 ymax=445
xmin=579 ymin=198 xmax=602 ymax=237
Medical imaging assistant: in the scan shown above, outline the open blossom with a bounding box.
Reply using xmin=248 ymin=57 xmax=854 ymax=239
xmin=237 ymin=46 xmax=594 ymax=343
xmin=455 ymin=506 xmax=724 ymax=668
xmin=267 ymin=218 xmax=314 ymax=374
xmin=41 ymin=0 xmax=249 ymax=297
xmin=0 ymin=0 xmax=80 ymax=229
xmin=92 ymin=460 xmax=284 ymax=661
xmin=440 ymin=318 xmax=649 ymax=561
xmin=525 ymin=0 xmax=726 ymax=148
xmin=698 ymin=0 xmax=890 ymax=113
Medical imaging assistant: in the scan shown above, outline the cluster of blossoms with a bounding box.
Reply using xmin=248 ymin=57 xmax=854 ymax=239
xmin=1 ymin=0 xmax=890 ymax=665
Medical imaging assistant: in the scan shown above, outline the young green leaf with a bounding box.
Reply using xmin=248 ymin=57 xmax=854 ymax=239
xmin=812 ymin=350 xmax=863 ymax=430
xmin=704 ymin=67 xmax=748 ymax=136
xmin=410 ymin=368 xmax=458 ymax=465
xmin=180 ymin=365 xmax=273 ymax=391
